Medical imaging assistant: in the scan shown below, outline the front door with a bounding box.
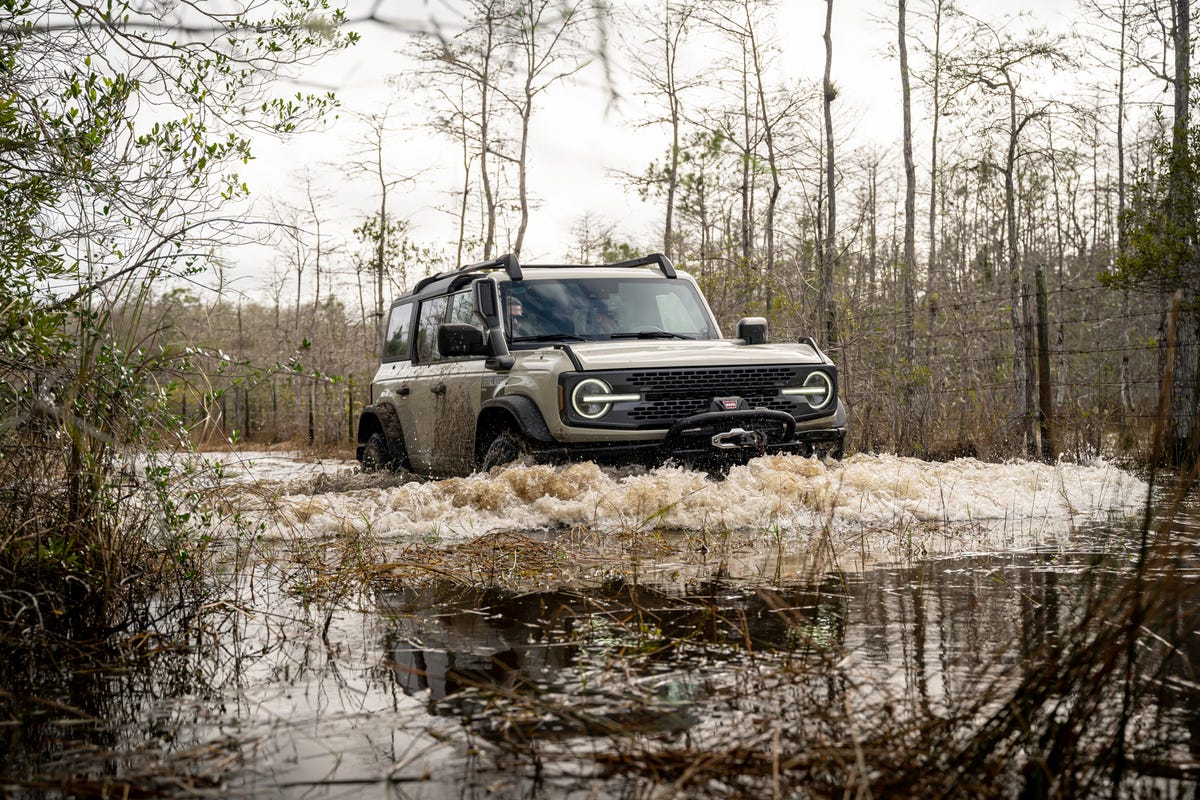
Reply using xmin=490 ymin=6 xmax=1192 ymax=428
xmin=408 ymin=290 xmax=486 ymax=476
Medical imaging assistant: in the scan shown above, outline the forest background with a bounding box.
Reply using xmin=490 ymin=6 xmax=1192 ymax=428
xmin=2 ymin=0 xmax=1199 ymax=603
xmin=124 ymin=0 xmax=1199 ymax=467
xmin=3 ymin=5 xmax=1198 ymax=784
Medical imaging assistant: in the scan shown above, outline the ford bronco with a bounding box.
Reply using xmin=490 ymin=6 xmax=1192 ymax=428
xmin=356 ymin=253 xmax=846 ymax=477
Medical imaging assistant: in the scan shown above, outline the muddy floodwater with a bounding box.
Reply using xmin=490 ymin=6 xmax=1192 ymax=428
xmin=2 ymin=453 xmax=1197 ymax=798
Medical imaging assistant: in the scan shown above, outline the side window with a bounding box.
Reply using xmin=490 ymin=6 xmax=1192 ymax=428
xmin=445 ymin=289 xmax=486 ymax=360
xmin=415 ymin=296 xmax=449 ymax=363
xmin=383 ymin=301 xmax=414 ymax=361
xmin=447 ymin=289 xmax=484 ymax=329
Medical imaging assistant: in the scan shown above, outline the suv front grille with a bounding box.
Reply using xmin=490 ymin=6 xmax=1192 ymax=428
xmin=614 ymin=366 xmax=827 ymax=427
xmin=627 ymin=366 xmax=796 ymax=394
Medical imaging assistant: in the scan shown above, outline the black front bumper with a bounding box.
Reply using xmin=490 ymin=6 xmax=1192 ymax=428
xmin=534 ymin=406 xmax=845 ymax=466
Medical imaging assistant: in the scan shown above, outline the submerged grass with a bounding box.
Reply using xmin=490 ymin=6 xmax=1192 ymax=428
xmin=1 ymin=364 xmax=1191 ymax=799
xmin=360 ymin=463 xmax=1196 ymax=799
xmin=373 ymin=519 xmax=1197 ymax=798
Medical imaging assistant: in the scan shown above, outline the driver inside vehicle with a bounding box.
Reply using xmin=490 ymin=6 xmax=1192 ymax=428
xmin=588 ymin=303 xmax=619 ymax=335
xmin=507 ymin=296 xmax=524 ymax=335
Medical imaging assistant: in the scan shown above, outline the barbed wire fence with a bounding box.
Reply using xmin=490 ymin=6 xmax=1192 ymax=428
xmin=835 ymin=281 xmax=1178 ymax=462
xmin=164 ymin=277 xmax=1186 ymax=465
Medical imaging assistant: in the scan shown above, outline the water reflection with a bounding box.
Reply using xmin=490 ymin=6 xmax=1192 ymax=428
xmin=0 ymin=604 xmax=236 ymax=797
xmin=379 ymin=545 xmax=1199 ymax=797
xmin=3 ymin=530 xmax=1196 ymax=798
xmin=381 ymin=579 xmax=852 ymax=697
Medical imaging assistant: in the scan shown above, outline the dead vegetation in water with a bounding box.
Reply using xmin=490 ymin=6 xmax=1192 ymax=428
xmin=454 ymin=459 xmax=1197 ymax=799
xmin=396 ymin=531 xmax=1198 ymax=800
xmin=584 ymin=553 xmax=1197 ymax=799
xmin=6 ymin=736 xmax=247 ymax=799
xmin=366 ymin=522 xmax=812 ymax=593
xmin=359 ymin=452 xmax=1197 ymax=799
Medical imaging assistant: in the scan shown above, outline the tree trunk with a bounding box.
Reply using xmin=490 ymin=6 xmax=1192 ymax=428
xmin=820 ymin=0 xmax=838 ymax=346
xmin=1116 ymin=2 xmax=1133 ymax=443
xmin=740 ymin=46 xmax=753 ymax=273
xmin=514 ymin=69 xmax=533 ymax=258
xmin=926 ymin=0 xmax=945 ymax=363
xmin=1168 ymin=0 xmax=1196 ymax=463
xmin=513 ymin=1 xmax=536 ymax=259
xmin=457 ymin=99 xmax=472 ymax=267
xmin=748 ymin=5 xmax=780 ymax=315
xmin=1004 ymin=84 xmax=1032 ymax=454
xmin=479 ymin=5 xmax=499 ymax=259
xmin=898 ymin=0 xmax=916 ymax=366
xmin=375 ymin=137 xmax=388 ymax=324
xmin=1035 ymin=264 xmax=1054 ymax=460
xmin=663 ymin=7 xmax=684 ymax=260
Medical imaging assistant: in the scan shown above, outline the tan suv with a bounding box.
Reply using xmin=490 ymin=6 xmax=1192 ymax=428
xmin=356 ymin=253 xmax=846 ymax=477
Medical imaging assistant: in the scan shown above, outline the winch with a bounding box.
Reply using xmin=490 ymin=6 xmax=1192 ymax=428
xmin=711 ymin=427 xmax=766 ymax=450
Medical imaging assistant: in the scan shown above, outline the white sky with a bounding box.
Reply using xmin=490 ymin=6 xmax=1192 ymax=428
xmin=226 ymin=0 xmax=1091 ymax=301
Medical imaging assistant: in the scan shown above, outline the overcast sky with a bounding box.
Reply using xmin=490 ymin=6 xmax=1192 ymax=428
xmin=227 ymin=0 xmax=1088 ymax=301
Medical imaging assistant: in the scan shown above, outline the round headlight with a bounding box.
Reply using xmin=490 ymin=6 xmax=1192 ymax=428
xmin=572 ymin=378 xmax=614 ymax=419
xmin=802 ymin=370 xmax=833 ymax=410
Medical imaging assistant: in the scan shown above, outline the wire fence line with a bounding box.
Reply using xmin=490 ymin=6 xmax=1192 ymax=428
xmin=165 ymin=278 xmax=1187 ymax=464
xmin=836 ymin=279 xmax=1185 ymax=460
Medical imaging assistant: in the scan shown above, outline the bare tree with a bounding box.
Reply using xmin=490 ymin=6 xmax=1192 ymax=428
xmin=624 ymin=1 xmax=699 ymax=260
xmin=505 ymin=0 xmax=593 ymax=258
xmin=820 ymin=0 xmax=839 ymax=346
xmin=344 ymin=106 xmax=418 ymax=324
xmin=946 ymin=14 xmax=1070 ymax=455
xmin=911 ymin=0 xmax=962 ymax=359
xmin=702 ymin=0 xmax=792 ymax=311
xmin=412 ymin=0 xmax=514 ymax=259
xmin=898 ymin=0 xmax=917 ymax=367
xmin=570 ymin=211 xmax=625 ymax=262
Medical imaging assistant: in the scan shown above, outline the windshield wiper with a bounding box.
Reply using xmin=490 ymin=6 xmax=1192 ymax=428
xmin=609 ymin=331 xmax=696 ymax=340
xmin=510 ymin=333 xmax=588 ymax=342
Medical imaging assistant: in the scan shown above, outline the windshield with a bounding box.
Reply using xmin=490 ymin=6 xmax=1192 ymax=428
xmin=501 ymin=277 xmax=719 ymax=343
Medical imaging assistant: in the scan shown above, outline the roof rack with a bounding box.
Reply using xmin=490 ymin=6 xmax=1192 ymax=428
xmin=607 ymin=252 xmax=676 ymax=279
xmin=411 ymin=251 xmax=677 ymax=294
xmin=412 ymin=253 xmax=524 ymax=294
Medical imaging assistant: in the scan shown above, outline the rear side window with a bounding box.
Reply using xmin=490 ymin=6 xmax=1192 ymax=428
xmin=383 ymin=301 xmax=414 ymax=361
xmin=415 ymin=295 xmax=449 ymax=363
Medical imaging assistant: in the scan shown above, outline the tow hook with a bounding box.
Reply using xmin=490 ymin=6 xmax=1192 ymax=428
xmin=711 ymin=427 xmax=765 ymax=450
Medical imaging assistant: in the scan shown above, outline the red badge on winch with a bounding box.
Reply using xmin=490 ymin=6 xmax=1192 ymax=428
xmin=721 ymin=399 xmax=739 ymax=410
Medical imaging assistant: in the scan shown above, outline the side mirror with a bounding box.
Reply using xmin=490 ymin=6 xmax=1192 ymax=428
xmin=438 ymin=323 xmax=487 ymax=357
xmin=736 ymin=316 xmax=768 ymax=345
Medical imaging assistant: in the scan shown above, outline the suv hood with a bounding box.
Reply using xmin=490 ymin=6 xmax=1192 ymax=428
xmin=557 ymin=339 xmax=829 ymax=371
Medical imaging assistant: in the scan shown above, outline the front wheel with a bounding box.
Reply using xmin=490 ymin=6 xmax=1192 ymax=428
xmin=361 ymin=431 xmax=395 ymax=472
xmin=479 ymin=430 xmax=529 ymax=472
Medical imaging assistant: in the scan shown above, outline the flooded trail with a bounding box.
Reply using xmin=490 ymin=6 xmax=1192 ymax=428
xmin=234 ymin=452 xmax=1149 ymax=571
xmin=6 ymin=452 xmax=1191 ymax=799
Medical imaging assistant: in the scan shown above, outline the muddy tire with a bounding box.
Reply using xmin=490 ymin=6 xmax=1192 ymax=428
xmin=361 ymin=431 xmax=394 ymax=472
xmin=480 ymin=430 xmax=528 ymax=472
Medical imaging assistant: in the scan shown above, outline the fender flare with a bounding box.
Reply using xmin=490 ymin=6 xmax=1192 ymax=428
xmin=477 ymin=395 xmax=555 ymax=445
xmin=357 ymin=403 xmax=409 ymax=468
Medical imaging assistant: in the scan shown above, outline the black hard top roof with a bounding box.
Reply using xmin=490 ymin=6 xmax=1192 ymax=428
xmin=400 ymin=252 xmax=677 ymax=301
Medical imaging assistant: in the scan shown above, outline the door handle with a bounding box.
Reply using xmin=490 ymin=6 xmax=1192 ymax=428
xmin=430 ymin=383 xmax=447 ymax=395
xmin=397 ymin=385 xmax=410 ymax=397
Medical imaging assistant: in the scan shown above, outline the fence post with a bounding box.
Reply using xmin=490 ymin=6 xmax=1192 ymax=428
xmin=1035 ymin=264 xmax=1054 ymax=460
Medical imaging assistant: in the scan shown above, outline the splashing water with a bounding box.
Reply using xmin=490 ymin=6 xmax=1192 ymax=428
xmin=226 ymin=452 xmax=1148 ymax=563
